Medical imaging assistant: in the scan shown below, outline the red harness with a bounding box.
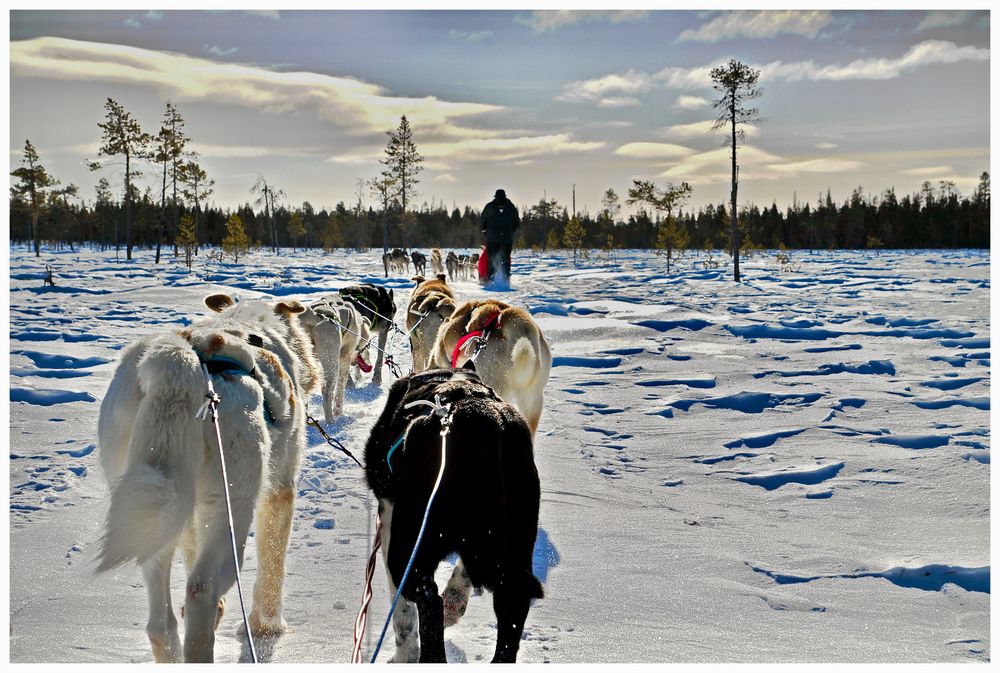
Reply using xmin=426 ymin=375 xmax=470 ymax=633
xmin=451 ymin=312 xmax=500 ymax=368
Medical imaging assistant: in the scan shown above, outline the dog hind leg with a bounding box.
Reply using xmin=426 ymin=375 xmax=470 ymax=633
xmin=378 ymin=502 xmax=419 ymax=663
xmin=372 ymin=328 xmax=388 ymax=386
xmin=248 ymin=486 xmax=294 ymax=640
xmin=412 ymin=574 xmax=446 ymax=663
xmin=142 ymin=545 xmax=182 ymax=663
xmin=441 ymin=560 xmax=472 ymax=628
xmin=491 ymin=588 xmax=531 ymax=663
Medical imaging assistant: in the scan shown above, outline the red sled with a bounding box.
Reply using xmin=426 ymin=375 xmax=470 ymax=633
xmin=477 ymin=245 xmax=488 ymax=284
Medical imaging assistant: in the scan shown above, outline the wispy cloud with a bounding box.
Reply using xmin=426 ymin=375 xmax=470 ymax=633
xmin=555 ymin=69 xmax=653 ymax=106
xmin=674 ymin=95 xmax=709 ymax=110
xmin=11 ymin=37 xmax=502 ymax=141
xmin=901 ymin=165 xmax=953 ymax=176
xmin=659 ymin=120 xmax=759 ymax=140
xmin=449 ymin=29 xmax=492 ymax=42
xmin=647 ymin=144 xmax=862 ymax=185
xmin=433 ymin=174 xmax=457 ymax=183
xmin=815 ymin=142 xmax=839 ymax=150
xmin=557 ymin=40 xmax=989 ymax=105
xmin=517 ymin=10 xmax=648 ymax=33
xmin=123 ymin=10 xmax=163 ymax=30
xmin=767 ymin=158 xmax=862 ymax=174
xmin=244 ymin=10 xmax=280 ymax=20
xmin=189 ymin=143 xmax=321 ymax=158
xmin=615 ymin=142 xmax=695 ymax=161
xmin=331 ymin=133 xmax=605 ymax=170
xmin=204 ymin=44 xmax=238 ymax=57
xmin=678 ymin=10 xmax=834 ymax=43
xmin=915 ymin=11 xmax=975 ymax=32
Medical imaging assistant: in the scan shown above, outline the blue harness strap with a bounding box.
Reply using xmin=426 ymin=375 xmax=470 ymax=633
xmin=385 ymin=432 xmax=406 ymax=474
xmin=194 ymin=348 xmax=275 ymax=426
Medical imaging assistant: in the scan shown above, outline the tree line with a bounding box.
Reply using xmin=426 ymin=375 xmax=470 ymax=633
xmin=10 ymin=84 xmax=990 ymax=264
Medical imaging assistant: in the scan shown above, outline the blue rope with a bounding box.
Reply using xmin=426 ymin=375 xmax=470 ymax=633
xmin=370 ymin=420 xmax=450 ymax=663
xmin=385 ymin=433 xmax=406 ymax=474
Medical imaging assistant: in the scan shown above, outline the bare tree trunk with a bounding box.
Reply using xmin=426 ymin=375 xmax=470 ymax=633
xmin=125 ymin=152 xmax=133 ymax=261
xmin=730 ymin=101 xmax=740 ymax=282
xmin=32 ymin=210 xmax=39 ymax=257
xmin=156 ymin=160 xmax=166 ymax=264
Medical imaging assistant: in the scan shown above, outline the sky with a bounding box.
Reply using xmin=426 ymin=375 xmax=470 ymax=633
xmin=8 ymin=8 xmax=991 ymax=217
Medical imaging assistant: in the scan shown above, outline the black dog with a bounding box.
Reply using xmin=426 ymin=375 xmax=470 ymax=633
xmin=339 ymin=284 xmax=396 ymax=385
xmin=365 ymin=366 xmax=543 ymax=663
xmin=411 ymin=251 xmax=427 ymax=276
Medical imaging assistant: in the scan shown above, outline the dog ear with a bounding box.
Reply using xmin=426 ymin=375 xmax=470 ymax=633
xmin=275 ymin=301 xmax=306 ymax=315
xmin=462 ymin=360 xmax=477 ymax=372
xmin=412 ymin=275 xmax=425 ymax=284
xmin=205 ymin=294 xmax=235 ymax=312
xmin=389 ymin=288 xmax=394 ymax=301
xmin=436 ymin=273 xmax=447 ymax=282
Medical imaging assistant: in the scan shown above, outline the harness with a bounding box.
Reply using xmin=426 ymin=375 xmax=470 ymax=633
xmin=194 ymin=348 xmax=276 ymax=426
xmin=450 ymin=312 xmax=501 ymax=369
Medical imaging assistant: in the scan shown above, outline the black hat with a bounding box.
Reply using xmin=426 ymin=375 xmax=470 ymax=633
xmin=494 ymin=189 xmax=506 ymax=199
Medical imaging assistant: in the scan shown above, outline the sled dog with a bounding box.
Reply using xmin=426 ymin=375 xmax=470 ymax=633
xmin=431 ymin=299 xmax=551 ymax=436
xmin=445 ymin=251 xmax=460 ymax=281
xmin=299 ymin=295 xmax=372 ymax=422
xmin=96 ymin=294 xmax=319 ymax=662
xmin=430 ymin=248 xmax=445 ymax=276
xmin=410 ymin=251 xmax=427 ymax=276
xmin=406 ymin=274 xmax=456 ymax=373
xmin=365 ymin=367 xmax=543 ymax=663
xmin=338 ymin=284 xmax=397 ymax=386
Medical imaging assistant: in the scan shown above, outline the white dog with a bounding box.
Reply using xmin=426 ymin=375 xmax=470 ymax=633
xmin=298 ymin=295 xmax=372 ymax=423
xmin=96 ymin=294 xmax=319 ymax=662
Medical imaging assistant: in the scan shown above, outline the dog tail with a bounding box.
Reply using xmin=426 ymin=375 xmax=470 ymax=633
xmin=515 ymin=567 xmax=545 ymax=600
xmin=96 ymin=335 xmax=204 ymax=572
xmin=510 ymin=336 xmax=536 ymax=385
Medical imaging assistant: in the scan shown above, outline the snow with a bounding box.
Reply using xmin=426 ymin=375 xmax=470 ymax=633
xmin=8 ymin=246 xmax=990 ymax=663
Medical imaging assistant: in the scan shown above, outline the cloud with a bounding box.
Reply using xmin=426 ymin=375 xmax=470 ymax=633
xmin=204 ymin=44 xmax=238 ymax=57
xmin=615 ymin=143 xmax=695 ymax=161
xmin=597 ymin=96 xmax=640 ymax=108
xmin=678 ymin=10 xmax=834 ymax=42
xmin=124 ymin=10 xmax=164 ymax=29
xmin=330 ymin=134 xmax=604 ymax=170
xmin=449 ymin=29 xmax=492 ymax=42
xmin=916 ymin=11 xmax=975 ymax=32
xmin=674 ymin=95 xmax=709 ymax=110
xmin=560 ymin=40 xmax=989 ymax=104
xmin=517 ymin=10 xmax=648 ymax=33
xmin=433 ymin=174 xmax=457 ymax=183
xmin=659 ymin=120 xmax=759 ymax=140
xmin=900 ymin=165 xmax=953 ymax=176
xmin=767 ymin=158 xmax=862 ymax=174
xmin=188 ymin=143 xmax=321 ymax=158
xmin=815 ymin=142 xmax=839 ymax=150
xmin=244 ymin=10 xmax=280 ymax=20
xmin=555 ymin=69 xmax=653 ymax=105
xmin=11 ymin=37 xmax=502 ymax=140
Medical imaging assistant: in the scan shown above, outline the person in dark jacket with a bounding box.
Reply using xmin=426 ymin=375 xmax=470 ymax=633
xmin=480 ymin=189 xmax=519 ymax=284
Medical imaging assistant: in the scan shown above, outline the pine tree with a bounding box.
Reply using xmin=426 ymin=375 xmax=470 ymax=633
xmin=380 ymin=115 xmax=423 ymax=249
xmin=11 ymin=139 xmax=58 ymax=257
xmin=545 ymin=228 xmax=560 ymax=251
xmin=627 ymin=179 xmax=692 ymax=273
xmin=711 ymin=59 xmax=763 ymax=282
xmin=97 ymin=98 xmax=151 ymax=261
xmin=176 ymin=214 xmax=197 ymax=269
xmin=179 ymin=156 xmax=214 ymax=255
xmin=287 ymin=210 xmax=306 ymax=251
xmin=323 ymin=213 xmax=345 ymax=250
xmin=563 ymin=216 xmax=585 ymax=264
xmin=222 ymin=213 xmax=250 ymax=263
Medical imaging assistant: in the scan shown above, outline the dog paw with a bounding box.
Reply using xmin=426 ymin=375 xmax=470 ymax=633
xmin=246 ymin=611 xmax=287 ymax=640
xmin=388 ymin=647 xmax=420 ymax=664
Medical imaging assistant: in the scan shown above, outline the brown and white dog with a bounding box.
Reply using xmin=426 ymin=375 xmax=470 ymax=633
xmin=96 ymin=294 xmax=319 ymax=662
xmin=431 ymin=299 xmax=551 ymax=436
xmin=299 ymin=295 xmax=372 ymax=423
xmin=405 ymin=274 xmax=456 ymax=373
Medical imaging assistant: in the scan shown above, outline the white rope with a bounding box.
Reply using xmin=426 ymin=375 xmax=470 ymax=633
xmin=197 ymin=363 xmax=258 ymax=664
